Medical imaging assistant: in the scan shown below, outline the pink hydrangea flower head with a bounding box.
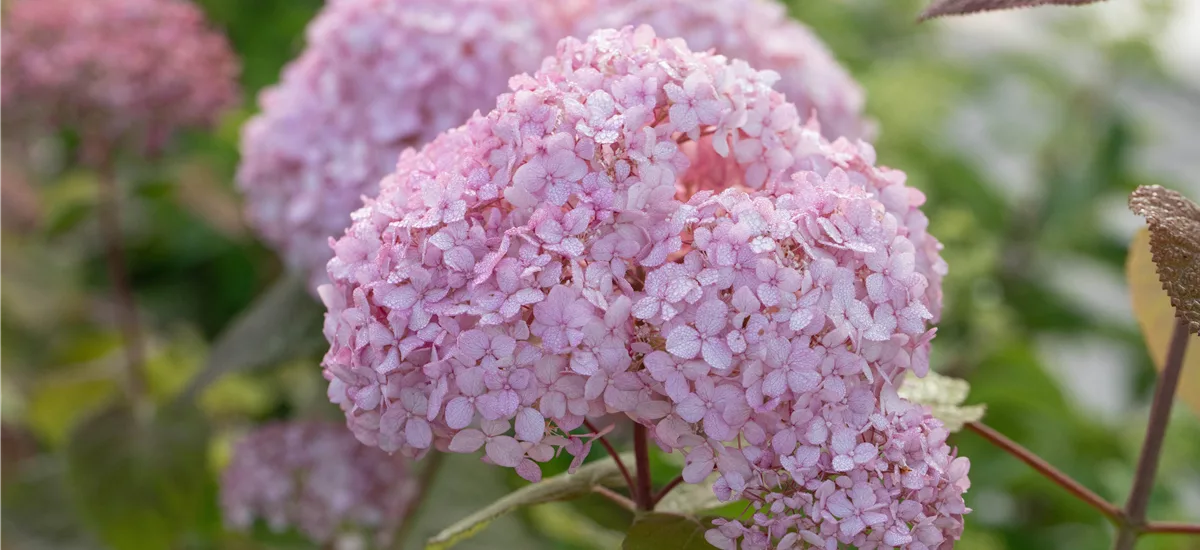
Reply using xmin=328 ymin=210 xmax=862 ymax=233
xmin=220 ymin=421 xmax=417 ymax=546
xmin=571 ymin=0 xmax=873 ymax=141
xmin=1 ymin=0 xmax=239 ymax=155
xmin=321 ymin=26 xmax=961 ymax=547
xmin=236 ymin=0 xmax=558 ymax=288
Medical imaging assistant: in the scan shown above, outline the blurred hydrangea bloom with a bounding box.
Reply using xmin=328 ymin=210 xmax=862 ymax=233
xmin=0 ymin=0 xmax=239 ymax=156
xmin=236 ymin=0 xmax=555 ymax=288
xmin=320 ymin=26 xmax=961 ymax=547
xmin=220 ymin=421 xmax=417 ymax=546
xmin=571 ymin=0 xmax=872 ymax=141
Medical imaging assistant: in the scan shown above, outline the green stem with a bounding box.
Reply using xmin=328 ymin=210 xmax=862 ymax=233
xmin=95 ymin=156 xmax=147 ymax=404
xmin=391 ymin=451 xmax=446 ymax=550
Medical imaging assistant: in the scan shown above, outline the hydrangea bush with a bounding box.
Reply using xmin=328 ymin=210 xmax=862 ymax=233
xmin=221 ymin=421 xmax=417 ymax=547
xmin=237 ymin=0 xmax=870 ymax=290
xmin=0 ymin=0 xmax=239 ymax=155
xmin=319 ymin=26 xmax=965 ymax=548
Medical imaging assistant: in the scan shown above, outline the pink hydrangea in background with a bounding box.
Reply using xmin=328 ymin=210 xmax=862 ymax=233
xmin=237 ymin=0 xmax=873 ymax=290
xmin=320 ymin=26 xmax=961 ymax=547
xmin=236 ymin=0 xmax=557 ymax=287
xmin=220 ymin=421 xmax=416 ymax=546
xmin=571 ymin=0 xmax=873 ymax=142
xmin=0 ymin=0 xmax=239 ymax=155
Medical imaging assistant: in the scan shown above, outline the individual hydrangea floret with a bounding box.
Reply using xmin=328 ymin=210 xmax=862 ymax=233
xmin=320 ymin=26 xmax=960 ymax=547
xmin=236 ymin=0 xmax=557 ymax=287
xmin=1 ymin=0 xmax=239 ymax=155
xmin=220 ymin=421 xmax=417 ymax=546
xmin=571 ymin=0 xmax=873 ymax=141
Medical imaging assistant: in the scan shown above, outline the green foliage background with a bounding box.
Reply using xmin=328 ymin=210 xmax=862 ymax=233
xmin=2 ymin=0 xmax=1199 ymax=548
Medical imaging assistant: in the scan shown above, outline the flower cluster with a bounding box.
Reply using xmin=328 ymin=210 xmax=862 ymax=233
xmin=238 ymin=0 xmax=871 ymax=291
xmin=320 ymin=27 xmax=960 ymax=547
xmin=236 ymin=0 xmax=556 ymax=287
xmin=571 ymin=0 xmax=872 ymax=141
xmin=220 ymin=421 xmax=417 ymax=546
xmin=0 ymin=0 xmax=239 ymax=155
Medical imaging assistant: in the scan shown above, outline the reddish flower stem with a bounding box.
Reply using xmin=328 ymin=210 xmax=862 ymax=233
xmin=95 ymin=156 xmax=147 ymax=403
xmin=585 ymin=419 xmax=637 ymax=499
xmin=1113 ymin=319 xmax=1190 ymax=550
xmin=965 ymin=421 xmax=1122 ymax=523
xmin=651 ymin=474 xmax=686 ymax=508
xmin=1143 ymin=521 xmax=1200 ymax=535
xmin=633 ymin=422 xmax=653 ymax=510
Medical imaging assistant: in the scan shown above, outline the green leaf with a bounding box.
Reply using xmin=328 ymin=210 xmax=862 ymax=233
xmin=65 ymin=402 xmax=213 ymax=550
xmin=622 ymin=513 xmax=715 ymax=550
xmin=2 ymin=456 xmax=101 ymax=550
xmin=897 ymin=371 xmax=986 ymax=432
xmin=528 ymin=502 xmax=624 ymax=550
xmin=179 ymin=273 xmax=324 ymax=403
xmin=654 ymin=475 xmax=723 ymax=516
xmin=425 ymin=454 xmax=632 ymax=550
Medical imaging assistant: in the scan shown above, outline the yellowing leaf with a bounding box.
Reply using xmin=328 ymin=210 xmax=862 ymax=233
xmin=897 ymin=371 xmax=986 ymax=432
xmin=1127 ymin=228 xmax=1200 ymax=415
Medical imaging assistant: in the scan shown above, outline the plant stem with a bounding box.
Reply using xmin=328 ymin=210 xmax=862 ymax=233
xmin=1143 ymin=522 xmax=1200 ymax=535
xmin=96 ymin=158 xmax=147 ymax=403
xmin=392 ymin=451 xmax=446 ymax=550
xmin=651 ymin=474 xmax=686 ymax=508
xmin=594 ymin=486 xmax=637 ymax=512
xmin=965 ymin=421 xmax=1122 ymax=523
xmin=1113 ymin=319 xmax=1190 ymax=550
xmin=585 ymin=420 xmax=637 ymax=499
xmin=633 ymin=422 xmax=652 ymax=510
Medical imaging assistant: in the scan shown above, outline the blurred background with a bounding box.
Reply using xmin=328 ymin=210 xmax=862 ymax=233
xmin=2 ymin=0 xmax=1199 ymax=548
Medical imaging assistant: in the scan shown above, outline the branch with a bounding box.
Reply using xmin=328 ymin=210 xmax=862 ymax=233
xmin=584 ymin=420 xmax=636 ymax=498
xmin=1143 ymin=521 xmax=1200 ymax=535
xmin=95 ymin=158 xmax=147 ymax=403
xmin=1113 ymin=319 xmax=1190 ymax=550
xmin=633 ymin=422 xmax=652 ymax=510
xmin=650 ymin=474 xmax=686 ymax=508
xmin=965 ymin=421 xmax=1122 ymax=522
xmin=593 ymin=486 xmax=636 ymax=512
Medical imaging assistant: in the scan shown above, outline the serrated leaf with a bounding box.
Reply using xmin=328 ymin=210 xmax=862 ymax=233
xmin=622 ymin=513 xmax=715 ymax=550
xmin=65 ymin=402 xmax=213 ymax=550
xmin=654 ymin=475 xmax=723 ymax=516
xmin=1129 ymin=185 xmax=1200 ymax=336
xmin=425 ymin=454 xmax=632 ymax=550
xmin=1127 ymin=227 xmax=1200 ymax=415
xmin=919 ymin=0 xmax=1105 ymax=21
xmin=179 ymin=273 xmax=324 ymax=402
xmin=897 ymin=371 xmax=986 ymax=432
